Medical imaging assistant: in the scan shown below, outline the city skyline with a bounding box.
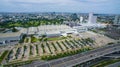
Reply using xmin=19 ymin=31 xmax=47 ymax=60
xmin=0 ymin=0 xmax=120 ymax=14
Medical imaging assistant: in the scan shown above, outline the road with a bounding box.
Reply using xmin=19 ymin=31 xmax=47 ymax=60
xmin=22 ymin=43 xmax=120 ymax=67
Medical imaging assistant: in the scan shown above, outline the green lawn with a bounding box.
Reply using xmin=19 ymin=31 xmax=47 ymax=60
xmin=46 ymin=36 xmax=70 ymax=41
xmin=91 ymin=58 xmax=120 ymax=67
xmin=0 ymin=50 xmax=9 ymax=64
xmin=3 ymin=60 xmax=32 ymax=67
xmin=31 ymin=36 xmax=39 ymax=43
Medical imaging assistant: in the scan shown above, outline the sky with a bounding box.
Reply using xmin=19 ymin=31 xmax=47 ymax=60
xmin=0 ymin=0 xmax=120 ymax=14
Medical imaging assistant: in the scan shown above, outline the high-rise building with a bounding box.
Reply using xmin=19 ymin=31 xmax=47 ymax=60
xmin=80 ymin=16 xmax=83 ymax=23
xmin=80 ymin=12 xmax=105 ymax=29
xmin=88 ymin=13 xmax=97 ymax=24
xmin=114 ymin=15 xmax=120 ymax=25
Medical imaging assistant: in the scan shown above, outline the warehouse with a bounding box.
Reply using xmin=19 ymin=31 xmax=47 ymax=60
xmin=0 ymin=32 xmax=22 ymax=45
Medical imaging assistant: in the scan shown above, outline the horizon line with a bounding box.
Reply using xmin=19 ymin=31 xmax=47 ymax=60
xmin=0 ymin=11 xmax=120 ymax=15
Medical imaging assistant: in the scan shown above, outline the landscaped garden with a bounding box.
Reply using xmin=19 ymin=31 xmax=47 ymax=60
xmin=6 ymin=38 xmax=95 ymax=63
xmin=4 ymin=36 xmax=115 ymax=67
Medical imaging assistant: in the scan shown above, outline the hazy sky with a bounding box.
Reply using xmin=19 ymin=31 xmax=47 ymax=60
xmin=0 ymin=0 xmax=120 ymax=14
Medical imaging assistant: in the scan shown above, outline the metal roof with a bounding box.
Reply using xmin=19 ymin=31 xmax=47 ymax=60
xmin=0 ymin=32 xmax=21 ymax=38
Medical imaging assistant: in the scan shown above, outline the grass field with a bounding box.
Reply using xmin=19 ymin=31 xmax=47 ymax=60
xmin=0 ymin=50 xmax=9 ymax=64
xmin=91 ymin=58 xmax=120 ymax=67
xmin=46 ymin=36 xmax=72 ymax=41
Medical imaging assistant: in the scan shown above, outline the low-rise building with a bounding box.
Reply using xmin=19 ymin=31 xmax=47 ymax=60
xmin=23 ymin=25 xmax=77 ymax=37
xmin=73 ymin=26 xmax=88 ymax=32
xmin=0 ymin=32 xmax=22 ymax=45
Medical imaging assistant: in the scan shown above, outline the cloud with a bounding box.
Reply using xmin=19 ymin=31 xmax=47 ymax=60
xmin=0 ymin=0 xmax=119 ymax=14
xmin=85 ymin=0 xmax=108 ymax=2
xmin=4 ymin=0 xmax=76 ymax=5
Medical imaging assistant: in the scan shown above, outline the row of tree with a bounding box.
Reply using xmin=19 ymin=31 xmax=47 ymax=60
xmin=0 ymin=19 xmax=63 ymax=28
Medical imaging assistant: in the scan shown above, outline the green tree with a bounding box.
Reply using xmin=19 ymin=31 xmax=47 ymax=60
xmin=12 ymin=27 xmax=18 ymax=32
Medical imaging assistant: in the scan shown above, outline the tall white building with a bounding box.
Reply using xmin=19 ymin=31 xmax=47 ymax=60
xmin=80 ymin=16 xmax=83 ymax=23
xmin=88 ymin=13 xmax=97 ymax=24
xmin=80 ymin=12 xmax=106 ymax=29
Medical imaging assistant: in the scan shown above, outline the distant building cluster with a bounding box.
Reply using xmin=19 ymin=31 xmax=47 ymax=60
xmin=114 ymin=15 xmax=120 ymax=25
xmin=88 ymin=13 xmax=97 ymax=24
xmin=80 ymin=13 xmax=106 ymax=28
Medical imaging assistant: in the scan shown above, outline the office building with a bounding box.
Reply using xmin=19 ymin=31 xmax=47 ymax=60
xmin=80 ymin=16 xmax=83 ymax=23
xmin=88 ymin=12 xmax=97 ymax=24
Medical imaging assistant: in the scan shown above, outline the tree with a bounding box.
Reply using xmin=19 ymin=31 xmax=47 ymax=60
xmin=71 ymin=13 xmax=78 ymax=21
xmin=12 ymin=27 xmax=18 ymax=32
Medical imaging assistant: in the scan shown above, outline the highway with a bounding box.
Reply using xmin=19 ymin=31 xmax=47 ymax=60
xmin=22 ymin=43 xmax=120 ymax=67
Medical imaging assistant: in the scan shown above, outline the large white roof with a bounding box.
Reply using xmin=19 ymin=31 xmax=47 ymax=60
xmin=27 ymin=27 xmax=39 ymax=34
xmin=26 ymin=25 xmax=73 ymax=35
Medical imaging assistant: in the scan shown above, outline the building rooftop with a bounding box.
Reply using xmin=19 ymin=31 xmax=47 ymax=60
xmin=26 ymin=25 xmax=73 ymax=35
xmin=0 ymin=32 xmax=21 ymax=38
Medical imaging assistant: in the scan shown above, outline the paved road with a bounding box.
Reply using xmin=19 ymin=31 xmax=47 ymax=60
xmin=104 ymin=54 xmax=120 ymax=58
xmin=22 ymin=43 xmax=120 ymax=67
